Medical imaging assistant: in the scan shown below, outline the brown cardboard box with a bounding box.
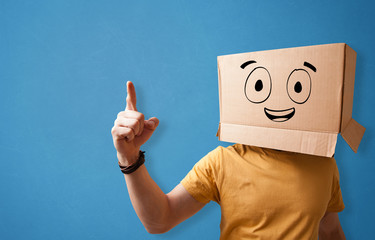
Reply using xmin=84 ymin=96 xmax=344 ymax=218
xmin=217 ymin=43 xmax=365 ymax=157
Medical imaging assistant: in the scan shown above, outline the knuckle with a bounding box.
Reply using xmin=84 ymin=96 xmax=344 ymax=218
xmin=131 ymin=117 xmax=138 ymax=125
xmin=134 ymin=118 xmax=141 ymax=128
xmin=111 ymin=126 xmax=116 ymax=135
xmin=139 ymin=113 xmax=145 ymax=121
xmin=114 ymin=118 xmax=123 ymax=126
xmin=135 ymin=119 xmax=141 ymax=131
xmin=122 ymin=128 xmax=134 ymax=140
xmin=125 ymin=127 xmax=133 ymax=135
xmin=121 ymin=130 xmax=127 ymax=137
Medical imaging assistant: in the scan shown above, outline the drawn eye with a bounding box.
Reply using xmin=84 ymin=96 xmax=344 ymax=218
xmin=244 ymin=67 xmax=272 ymax=104
xmin=286 ymin=69 xmax=311 ymax=104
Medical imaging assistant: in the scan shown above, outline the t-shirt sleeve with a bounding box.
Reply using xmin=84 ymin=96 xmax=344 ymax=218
xmin=326 ymin=159 xmax=345 ymax=212
xmin=180 ymin=146 xmax=222 ymax=204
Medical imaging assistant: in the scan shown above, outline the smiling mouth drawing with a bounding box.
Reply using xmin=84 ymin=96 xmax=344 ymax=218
xmin=264 ymin=107 xmax=295 ymax=122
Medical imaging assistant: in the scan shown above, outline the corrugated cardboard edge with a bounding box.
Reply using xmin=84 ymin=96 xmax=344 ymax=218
xmin=340 ymin=44 xmax=366 ymax=152
xmin=219 ymin=123 xmax=337 ymax=157
xmin=217 ymin=57 xmax=223 ymax=138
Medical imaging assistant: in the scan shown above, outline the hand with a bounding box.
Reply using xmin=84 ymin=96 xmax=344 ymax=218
xmin=111 ymin=81 xmax=159 ymax=165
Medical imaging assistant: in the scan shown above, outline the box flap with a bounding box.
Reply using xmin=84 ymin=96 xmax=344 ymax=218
xmin=341 ymin=118 xmax=366 ymax=152
xmin=340 ymin=44 xmax=365 ymax=152
xmin=218 ymin=122 xmax=338 ymax=157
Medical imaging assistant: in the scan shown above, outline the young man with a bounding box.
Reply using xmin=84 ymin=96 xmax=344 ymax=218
xmin=111 ymin=81 xmax=346 ymax=239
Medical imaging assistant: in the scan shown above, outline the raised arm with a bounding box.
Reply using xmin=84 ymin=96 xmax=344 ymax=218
xmin=111 ymin=81 xmax=206 ymax=233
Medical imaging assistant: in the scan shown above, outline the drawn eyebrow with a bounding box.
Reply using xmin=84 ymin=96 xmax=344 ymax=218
xmin=304 ymin=61 xmax=316 ymax=72
xmin=240 ymin=60 xmax=257 ymax=69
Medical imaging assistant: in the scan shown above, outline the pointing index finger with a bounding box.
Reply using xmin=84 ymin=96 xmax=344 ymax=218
xmin=126 ymin=81 xmax=137 ymax=111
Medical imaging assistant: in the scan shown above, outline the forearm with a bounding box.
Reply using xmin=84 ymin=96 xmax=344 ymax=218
xmin=124 ymin=164 xmax=170 ymax=233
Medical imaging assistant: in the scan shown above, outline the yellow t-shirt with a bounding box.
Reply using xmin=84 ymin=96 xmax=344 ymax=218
xmin=181 ymin=144 xmax=344 ymax=240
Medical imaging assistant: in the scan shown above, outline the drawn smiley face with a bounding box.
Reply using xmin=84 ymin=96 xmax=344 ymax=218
xmin=242 ymin=60 xmax=315 ymax=122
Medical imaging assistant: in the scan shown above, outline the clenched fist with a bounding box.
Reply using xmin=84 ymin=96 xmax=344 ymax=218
xmin=111 ymin=81 xmax=159 ymax=166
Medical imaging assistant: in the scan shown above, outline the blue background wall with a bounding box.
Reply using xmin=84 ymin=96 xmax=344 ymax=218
xmin=1 ymin=0 xmax=374 ymax=239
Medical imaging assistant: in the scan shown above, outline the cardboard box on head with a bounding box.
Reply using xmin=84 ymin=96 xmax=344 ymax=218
xmin=217 ymin=43 xmax=366 ymax=157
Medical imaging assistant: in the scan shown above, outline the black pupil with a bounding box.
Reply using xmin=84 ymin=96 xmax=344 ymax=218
xmin=294 ymin=81 xmax=302 ymax=93
xmin=255 ymin=80 xmax=263 ymax=92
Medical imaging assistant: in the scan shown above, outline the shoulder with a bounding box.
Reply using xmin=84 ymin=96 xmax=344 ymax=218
xmin=202 ymin=144 xmax=265 ymax=168
xmin=196 ymin=144 xmax=247 ymax=168
xmin=202 ymin=144 xmax=247 ymax=159
xmin=222 ymin=143 xmax=262 ymax=155
xmin=205 ymin=144 xmax=260 ymax=160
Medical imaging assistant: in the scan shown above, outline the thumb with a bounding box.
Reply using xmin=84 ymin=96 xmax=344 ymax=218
xmin=134 ymin=117 xmax=159 ymax=146
xmin=144 ymin=117 xmax=159 ymax=130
